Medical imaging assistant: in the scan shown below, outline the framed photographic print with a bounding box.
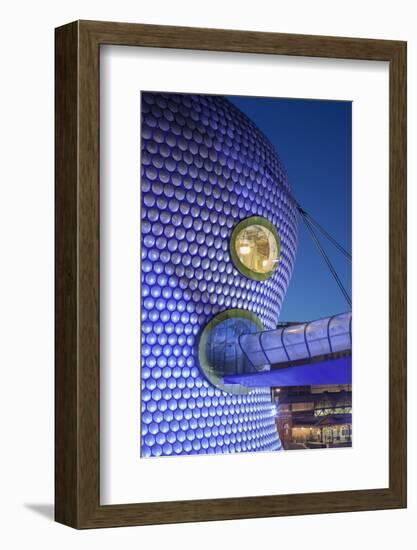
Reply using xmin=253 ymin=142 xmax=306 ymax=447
xmin=55 ymin=20 xmax=406 ymax=528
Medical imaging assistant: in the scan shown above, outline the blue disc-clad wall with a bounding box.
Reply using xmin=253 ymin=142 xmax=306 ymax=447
xmin=141 ymin=93 xmax=299 ymax=457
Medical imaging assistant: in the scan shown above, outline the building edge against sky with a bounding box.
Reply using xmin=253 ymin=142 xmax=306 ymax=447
xmin=227 ymin=95 xmax=352 ymax=322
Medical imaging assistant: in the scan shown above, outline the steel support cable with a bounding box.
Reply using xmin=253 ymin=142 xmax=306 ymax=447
xmin=300 ymin=212 xmax=352 ymax=309
xmin=297 ymin=206 xmax=352 ymax=261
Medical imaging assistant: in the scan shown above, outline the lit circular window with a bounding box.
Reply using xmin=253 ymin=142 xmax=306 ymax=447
xmin=230 ymin=216 xmax=280 ymax=280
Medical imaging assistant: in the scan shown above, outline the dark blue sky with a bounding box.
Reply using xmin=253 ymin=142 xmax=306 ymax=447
xmin=227 ymin=95 xmax=352 ymax=322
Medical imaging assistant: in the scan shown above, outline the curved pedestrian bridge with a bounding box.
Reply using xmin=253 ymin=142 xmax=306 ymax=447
xmin=226 ymin=312 xmax=352 ymax=388
xmin=198 ymin=311 xmax=352 ymax=391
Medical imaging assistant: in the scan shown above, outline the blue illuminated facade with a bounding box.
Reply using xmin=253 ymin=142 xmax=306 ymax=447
xmin=141 ymin=92 xmax=298 ymax=457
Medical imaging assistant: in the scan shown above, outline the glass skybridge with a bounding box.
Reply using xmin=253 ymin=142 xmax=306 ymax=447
xmin=226 ymin=312 xmax=352 ymax=389
xmin=198 ymin=311 xmax=352 ymax=391
xmin=238 ymin=312 xmax=352 ymax=371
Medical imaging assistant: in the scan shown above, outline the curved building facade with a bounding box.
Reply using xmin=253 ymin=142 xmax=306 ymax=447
xmin=141 ymin=92 xmax=299 ymax=457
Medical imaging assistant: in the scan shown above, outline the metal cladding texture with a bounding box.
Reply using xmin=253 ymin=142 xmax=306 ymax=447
xmin=141 ymin=92 xmax=298 ymax=457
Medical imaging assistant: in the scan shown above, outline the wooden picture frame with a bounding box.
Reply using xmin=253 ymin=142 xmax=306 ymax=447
xmin=55 ymin=20 xmax=407 ymax=529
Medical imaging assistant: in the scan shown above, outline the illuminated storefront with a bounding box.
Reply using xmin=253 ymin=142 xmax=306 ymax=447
xmin=273 ymin=385 xmax=352 ymax=449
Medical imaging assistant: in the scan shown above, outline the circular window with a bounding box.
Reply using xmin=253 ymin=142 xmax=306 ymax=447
xmin=230 ymin=217 xmax=280 ymax=280
xmin=198 ymin=309 xmax=264 ymax=394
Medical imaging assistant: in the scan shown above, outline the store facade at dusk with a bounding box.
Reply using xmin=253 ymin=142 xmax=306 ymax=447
xmin=273 ymin=385 xmax=352 ymax=450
